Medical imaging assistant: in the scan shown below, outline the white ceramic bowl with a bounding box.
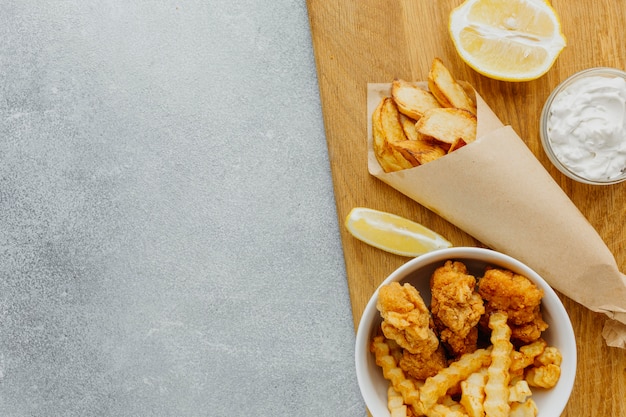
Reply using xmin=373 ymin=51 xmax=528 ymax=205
xmin=539 ymin=67 xmax=626 ymax=185
xmin=355 ymin=247 xmax=577 ymax=417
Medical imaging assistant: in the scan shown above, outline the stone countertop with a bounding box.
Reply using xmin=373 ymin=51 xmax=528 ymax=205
xmin=0 ymin=1 xmax=364 ymax=416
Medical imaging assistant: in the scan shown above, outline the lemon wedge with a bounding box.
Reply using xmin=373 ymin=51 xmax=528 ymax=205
xmin=449 ymin=0 xmax=566 ymax=82
xmin=345 ymin=207 xmax=452 ymax=257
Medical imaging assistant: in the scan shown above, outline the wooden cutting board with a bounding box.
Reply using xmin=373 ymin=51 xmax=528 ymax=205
xmin=306 ymin=1 xmax=626 ymax=416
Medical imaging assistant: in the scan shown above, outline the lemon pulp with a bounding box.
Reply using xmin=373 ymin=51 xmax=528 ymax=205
xmin=449 ymin=0 xmax=566 ymax=81
xmin=345 ymin=207 xmax=452 ymax=257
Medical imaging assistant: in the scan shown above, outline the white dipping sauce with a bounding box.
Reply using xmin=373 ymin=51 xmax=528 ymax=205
xmin=546 ymin=75 xmax=626 ymax=181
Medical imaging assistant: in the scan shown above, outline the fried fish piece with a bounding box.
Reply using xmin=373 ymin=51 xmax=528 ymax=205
xmin=430 ymin=260 xmax=485 ymax=357
xmin=376 ymin=282 xmax=440 ymax=356
xmin=399 ymin=344 xmax=448 ymax=380
xmin=478 ymin=268 xmax=548 ymax=344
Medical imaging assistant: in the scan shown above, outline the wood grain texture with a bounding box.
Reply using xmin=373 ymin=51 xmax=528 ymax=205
xmin=307 ymin=0 xmax=626 ymax=416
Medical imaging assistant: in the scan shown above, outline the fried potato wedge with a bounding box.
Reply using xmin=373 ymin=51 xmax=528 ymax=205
xmin=372 ymin=59 xmax=482 ymax=172
xmin=372 ymin=98 xmax=414 ymax=172
xmin=391 ymin=79 xmax=442 ymax=120
xmin=399 ymin=113 xmax=419 ymax=142
xmin=390 ymin=140 xmax=447 ymax=166
xmin=429 ymin=57 xmax=477 ymax=115
xmin=380 ymin=97 xmax=410 ymax=145
xmin=448 ymin=137 xmax=468 ymax=154
xmin=416 ymin=108 xmax=477 ymax=145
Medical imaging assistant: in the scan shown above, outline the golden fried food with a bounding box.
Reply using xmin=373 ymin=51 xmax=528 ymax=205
xmin=399 ymin=345 xmax=447 ymax=380
xmin=526 ymin=364 xmax=561 ymax=389
xmin=510 ymin=339 xmax=547 ymax=374
xmin=430 ymin=260 xmax=485 ymax=357
xmin=371 ymin=260 xmax=562 ymax=417
xmin=525 ymin=346 xmax=562 ymax=388
xmin=415 ymin=107 xmax=477 ymax=145
xmin=478 ymin=268 xmax=548 ymax=344
xmin=447 ymin=137 xmax=467 ymax=153
xmin=372 ymin=58 xmax=479 ymax=173
xmin=420 ymin=347 xmax=492 ymax=411
xmin=387 ymin=386 xmax=408 ymax=417
xmin=428 ymin=57 xmax=477 ymax=115
xmin=377 ymin=282 xmax=440 ymax=356
xmin=399 ymin=113 xmax=419 ymax=141
xmin=483 ymin=312 xmax=513 ymax=417
xmin=390 ymin=138 xmax=447 ymax=166
xmin=371 ymin=335 xmax=423 ymax=414
xmin=460 ymin=369 xmax=487 ymax=417
xmin=392 ymin=78 xmax=442 ymax=120
xmin=372 ymin=97 xmax=415 ymax=172
xmin=508 ymin=380 xmax=532 ymax=403
xmin=428 ymin=403 xmax=467 ymax=417
xmin=509 ymin=399 xmax=538 ymax=417
xmin=536 ymin=345 xmax=562 ymax=366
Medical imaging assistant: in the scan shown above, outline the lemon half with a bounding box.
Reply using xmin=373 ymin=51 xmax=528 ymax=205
xmin=345 ymin=207 xmax=452 ymax=257
xmin=449 ymin=0 xmax=566 ymax=82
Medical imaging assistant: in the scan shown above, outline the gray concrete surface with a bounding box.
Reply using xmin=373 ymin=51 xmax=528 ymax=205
xmin=0 ymin=1 xmax=364 ymax=416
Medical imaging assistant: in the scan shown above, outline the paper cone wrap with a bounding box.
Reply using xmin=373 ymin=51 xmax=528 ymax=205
xmin=367 ymin=83 xmax=626 ymax=348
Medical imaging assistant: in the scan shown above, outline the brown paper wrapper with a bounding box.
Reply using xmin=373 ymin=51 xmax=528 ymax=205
xmin=367 ymin=83 xmax=626 ymax=348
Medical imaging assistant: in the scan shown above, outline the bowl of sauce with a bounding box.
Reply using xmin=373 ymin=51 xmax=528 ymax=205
xmin=540 ymin=67 xmax=626 ymax=185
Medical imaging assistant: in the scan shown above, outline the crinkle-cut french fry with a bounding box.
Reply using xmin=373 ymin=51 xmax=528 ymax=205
xmin=426 ymin=403 xmax=468 ymax=417
xmin=509 ymin=399 xmax=538 ymax=417
xmin=524 ymin=345 xmax=562 ymax=388
xmin=510 ymin=339 xmax=547 ymax=373
xmin=441 ymin=394 xmax=465 ymax=412
xmin=396 ymin=377 xmax=422 ymax=408
xmin=387 ymin=338 xmax=404 ymax=364
xmin=419 ymin=348 xmax=492 ymax=411
xmin=484 ymin=312 xmax=513 ymax=417
xmin=526 ymin=364 xmax=561 ymax=388
xmin=535 ymin=346 xmax=562 ymax=367
xmin=371 ymin=338 xmax=406 ymax=388
xmin=371 ymin=335 xmax=424 ymax=414
xmin=388 ymin=386 xmax=408 ymax=417
xmin=460 ymin=369 xmax=487 ymax=417
xmin=508 ymin=380 xmax=532 ymax=403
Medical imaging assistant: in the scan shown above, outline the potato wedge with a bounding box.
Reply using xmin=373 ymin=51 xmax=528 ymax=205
xmin=390 ymin=139 xmax=447 ymax=166
xmin=428 ymin=57 xmax=477 ymax=115
xmin=372 ymin=98 xmax=414 ymax=172
xmin=448 ymin=137 xmax=468 ymax=154
xmin=416 ymin=108 xmax=477 ymax=145
xmin=399 ymin=113 xmax=419 ymax=142
xmin=380 ymin=97 xmax=410 ymax=145
xmin=391 ymin=79 xmax=441 ymax=120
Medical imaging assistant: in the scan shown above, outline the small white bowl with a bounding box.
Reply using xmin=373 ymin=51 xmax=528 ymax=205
xmin=540 ymin=67 xmax=626 ymax=185
xmin=355 ymin=247 xmax=577 ymax=417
